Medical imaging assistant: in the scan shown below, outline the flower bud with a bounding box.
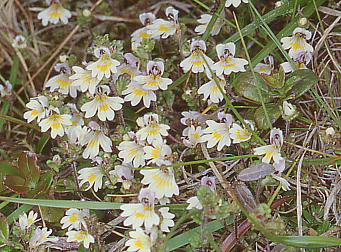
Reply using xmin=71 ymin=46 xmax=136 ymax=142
xmin=282 ymin=101 xmax=298 ymax=120
xmin=298 ymin=17 xmax=308 ymax=27
xmin=325 ymin=127 xmax=335 ymax=136
xmin=59 ymin=55 xmax=68 ymax=63
xmin=275 ymin=1 xmax=283 ymax=7
xmin=82 ymin=9 xmax=91 ymax=17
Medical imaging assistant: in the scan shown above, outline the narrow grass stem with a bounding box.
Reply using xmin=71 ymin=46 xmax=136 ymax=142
xmin=232 ymin=12 xmax=273 ymax=129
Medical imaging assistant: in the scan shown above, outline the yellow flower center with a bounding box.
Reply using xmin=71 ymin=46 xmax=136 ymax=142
xmin=88 ymin=172 xmax=97 ymax=182
xmin=69 ymin=213 xmax=78 ymax=223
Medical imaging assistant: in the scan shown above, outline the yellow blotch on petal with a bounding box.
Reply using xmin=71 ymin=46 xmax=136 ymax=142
xmin=69 ymin=213 xmax=78 ymax=223
xmin=134 ymin=240 xmax=143 ymax=248
xmin=56 ymin=79 xmax=72 ymax=88
xmin=88 ymin=172 xmax=97 ymax=182
xmin=151 ymin=172 xmax=172 ymax=188
xmin=51 ymin=122 xmax=61 ymax=129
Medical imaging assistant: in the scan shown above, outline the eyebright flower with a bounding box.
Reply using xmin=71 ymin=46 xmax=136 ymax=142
xmin=0 ymin=80 xmax=12 ymax=97
xmin=272 ymin=174 xmax=291 ymax=191
xmin=281 ymin=27 xmax=313 ymax=57
xmin=45 ymin=63 xmax=78 ymax=98
xmin=280 ymin=50 xmax=312 ymax=73
xmin=140 ymin=167 xmax=179 ymax=199
xmin=109 ymin=163 xmax=134 ymax=183
xmin=159 ymin=207 xmax=175 ymax=232
xmin=182 ymin=125 xmax=205 ymax=148
xmin=60 ymin=208 xmax=89 ymax=231
xmin=195 ymin=13 xmax=224 ymax=36
xmin=136 ymin=113 xmax=170 ymax=144
xmin=202 ymin=114 xmax=233 ymax=151
xmin=144 ymin=142 xmax=172 ymax=166
xmin=115 ymin=53 xmax=140 ymax=80
xmin=230 ymin=120 xmax=253 ymax=143
xmin=120 ymin=188 xmax=160 ymax=230
xmin=81 ymin=85 xmax=124 ymax=121
xmin=12 ymin=35 xmax=27 ymax=49
xmin=254 ymin=55 xmax=274 ymax=75
xmin=134 ymin=61 xmax=172 ymax=91
xmin=23 ymin=96 xmax=48 ymax=123
xmin=281 ymin=101 xmax=298 ymax=120
xmin=186 ymin=196 xmax=203 ymax=210
xmin=66 ymin=230 xmax=95 ymax=249
xmin=254 ymin=128 xmax=283 ymax=164
xmin=122 ymin=80 xmax=157 ymax=108
xmin=80 ymin=122 xmax=112 ymax=159
xmin=147 ymin=7 xmax=179 ymax=39
xmin=131 ymin=13 xmax=156 ymax=43
xmin=125 ymin=228 xmax=152 ymax=252
xmin=18 ymin=211 xmax=39 ymax=230
xmin=38 ymin=107 xmax=72 ymax=139
xmin=38 ymin=1 xmax=72 ymax=26
xmin=225 ymin=0 xmax=249 ymax=7
xmin=180 ymin=40 xmax=214 ymax=74
xmin=180 ymin=111 xmax=202 ymax=136
xmin=29 ymin=227 xmax=58 ymax=249
xmin=118 ymin=143 xmax=145 ymax=169
xmin=78 ymin=167 xmax=104 ymax=192
xmin=201 ymin=176 xmax=217 ymax=192
xmin=86 ymin=46 xmax=120 ymax=81
xmin=198 ymin=76 xmax=226 ymax=103
xmin=70 ymin=66 xmax=100 ymax=95
xmin=212 ymin=43 xmax=248 ymax=76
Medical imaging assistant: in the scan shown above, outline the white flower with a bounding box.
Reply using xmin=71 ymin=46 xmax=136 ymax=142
xmin=12 ymin=35 xmax=27 ymax=49
xmin=270 ymin=128 xmax=283 ymax=148
xmin=326 ymin=127 xmax=335 ymax=136
xmin=144 ymin=142 xmax=172 ymax=166
xmin=118 ymin=139 xmax=145 ymax=168
xmin=180 ymin=40 xmax=214 ymax=74
xmin=81 ymin=86 xmax=124 ymax=121
xmin=282 ymin=101 xmax=295 ymax=116
xmin=272 ymin=174 xmax=291 ymax=191
xmin=140 ymin=167 xmax=179 ymax=199
xmin=225 ymin=0 xmax=248 ymax=7
xmin=23 ymin=96 xmax=48 ymax=123
xmin=37 ymin=2 xmax=72 ymax=26
xmin=198 ymin=76 xmax=226 ymax=103
xmin=254 ymin=145 xmax=282 ymax=164
xmin=280 ymin=50 xmax=312 ymax=73
xmin=125 ymin=228 xmax=152 ymax=252
xmin=147 ymin=7 xmax=179 ymax=39
xmin=66 ymin=230 xmax=94 ymax=248
xmin=18 ymin=211 xmax=39 ymax=230
xmin=133 ymin=61 xmax=172 ymax=91
xmin=70 ymin=66 xmax=100 ymax=95
xmin=186 ymin=196 xmax=203 ymax=210
xmin=230 ymin=121 xmax=253 ymax=143
xmin=78 ymin=167 xmax=104 ymax=192
xmin=131 ymin=13 xmax=156 ymax=43
xmin=194 ymin=13 xmax=224 ymax=36
xmin=254 ymin=55 xmax=274 ymax=75
xmin=80 ymin=122 xmax=112 ymax=159
xmin=115 ymin=53 xmax=140 ymax=80
xmin=38 ymin=107 xmax=72 ymax=139
xmin=281 ymin=27 xmax=313 ymax=57
xmin=136 ymin=113 xmax=170 ymax=144
xmin=45 ymin=73 xmax=78 ymax=98
xmin=29 ymin=227 xmax=58 ymax=249
xmin=202 ymin=118 xmax=232 ymax=151
xmin=212 ymin=43 xmax=248 ymax=76
xmin=109 ymin=163 xmax=134 ymax=182
xmin=65 ymin=109 xmax=85 ymax=144
xmin=122 ymin=81 xmax=157 ymax=108
xmin=183 ymin=125 xmax=205 ymax=148
xmin=159 ymin=207 xmax=175 ymax=232
xmin=180 ymin=111 xmax=202 ymax=136
xmin=60 ymin=208 xmax=89 ymax=231
xmin=120 ymin=202 xmax=159 ymax=230
xmin=86 ymin=47 xmax=120 ymax=81
xmin=0 ymin=80 xmax=12 ymax=97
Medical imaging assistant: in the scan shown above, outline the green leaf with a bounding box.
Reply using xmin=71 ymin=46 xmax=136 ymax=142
xmin=3 ymin=175 xmax=29 ymax=194
xmin=254 ymin=103 xmax=281 ymax=129
xmin=0 ymin=213 xmax=9 ymax=244
xmin=285 ymin=69 xmax=318 ymax=98
xmin=233 ymin=72 xmax=273 ymax=103
xmin=260 ymin=69 xmax=285 ymax=89
xmin=0 ymin=161 xmax=14 ymax=192
xmin=0 ymin=196 xmax=122 ymax=210
xmin=32 ymin=171 xmax=54 ymax=197
xmin=36 ymin=134 xmax=50 ymax=154
xmin=272 ymin=235 xmax=341 ymax=248
xmin=17 ymin=152 xmax=40 ymax=185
